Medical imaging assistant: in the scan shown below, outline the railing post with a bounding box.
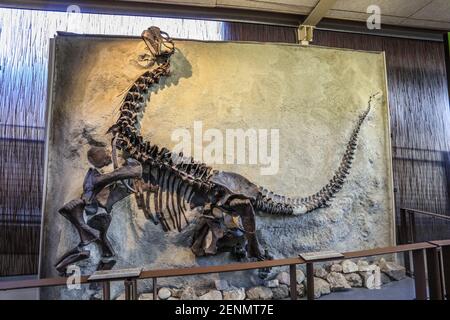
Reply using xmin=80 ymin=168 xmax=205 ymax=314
xmin=289 ymin=264 xmax=297 ymax=300
xmin=412 ymin=249 xmax=427 ymax=300
xmin=440 ymin=245 xmax=450 ymax=300
xmin=153 ymin=277 xmax=158 ymax=300
xmin=426 ymin=247 xmax=444 ymax=300
xmin=132 ymin=279 xmax=138 ymax=300
xmin=399 ymin=208 xmax=408 ymax=244
xmin=431 ymin=245 xmax=448 ymax=300
xmin=409 ymin=211 xmax=417 ymax=243
xmin=306 ymin=262 xmax=314 ymax=300
xmin=102 ymin=281 xmax=111 ymax=300
xmin=124 ymin=278 xmax=138 ymax=300
xmin=124 ymin=279 xmax=132 ymax=300
xmin=400 ymin=209 xmax=412 ymax=275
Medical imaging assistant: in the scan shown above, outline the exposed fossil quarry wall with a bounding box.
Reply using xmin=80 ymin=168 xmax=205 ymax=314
xmin=40 ymin=34 xmax=393 ymax=299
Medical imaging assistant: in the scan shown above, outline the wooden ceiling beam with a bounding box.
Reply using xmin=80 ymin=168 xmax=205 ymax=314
xmin=299 ymin=0 xmax=337 ymax=45
xmin=302 ymin=0 xmax=337 ymax=26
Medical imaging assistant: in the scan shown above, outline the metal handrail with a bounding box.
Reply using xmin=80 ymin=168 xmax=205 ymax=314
xmin=0 ymin=241 xmax=444 ymax=300
xmin=402 ymin=208 xmax=450 ymax=221
xmin=398 ymin=208 xmax=450 ymax=291
xmin=399 ymin=208 xmax=450 ymax=246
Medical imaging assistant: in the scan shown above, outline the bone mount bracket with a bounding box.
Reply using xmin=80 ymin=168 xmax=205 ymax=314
xmin=298 ymin=25 xmax=315 ymax=46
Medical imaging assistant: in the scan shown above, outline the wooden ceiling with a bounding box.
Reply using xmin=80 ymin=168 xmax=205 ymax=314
xmin=115 ymin=0 xmax=450 ymax=30
xmin=1 ymin=0 xmax=449 ymax=31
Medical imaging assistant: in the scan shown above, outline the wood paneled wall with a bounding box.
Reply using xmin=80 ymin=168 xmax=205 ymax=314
xmin=0 ymin=139 xmax=43 ymax=276
xmin=224 ymin=22 xmax=450 ymax=241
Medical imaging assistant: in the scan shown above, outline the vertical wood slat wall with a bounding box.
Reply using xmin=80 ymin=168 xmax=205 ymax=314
xmin=0 ymin=138 xmax=43 ymax=276
xmin=224 ymin=22 xmax=450 ymax=241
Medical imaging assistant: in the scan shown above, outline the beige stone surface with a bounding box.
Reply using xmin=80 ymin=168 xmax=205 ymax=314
xmin=40 ymin=35 xmax=393 ymax=299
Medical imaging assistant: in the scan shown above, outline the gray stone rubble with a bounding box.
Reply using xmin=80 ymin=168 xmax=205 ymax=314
xmin=113 ymin=259 xmax=406 ymax=300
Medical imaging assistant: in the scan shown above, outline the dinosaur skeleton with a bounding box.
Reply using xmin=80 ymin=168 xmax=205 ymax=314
xmin=55 ymin=26 xmax=378 ymax=274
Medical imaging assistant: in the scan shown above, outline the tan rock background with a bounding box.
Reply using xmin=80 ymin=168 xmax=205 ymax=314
xmin=40 ymin=35 xmax=393 ymax=299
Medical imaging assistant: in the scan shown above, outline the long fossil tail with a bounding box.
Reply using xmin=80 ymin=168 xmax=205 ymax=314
xmin=254 ymin=93 xmax=379 ymax=216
